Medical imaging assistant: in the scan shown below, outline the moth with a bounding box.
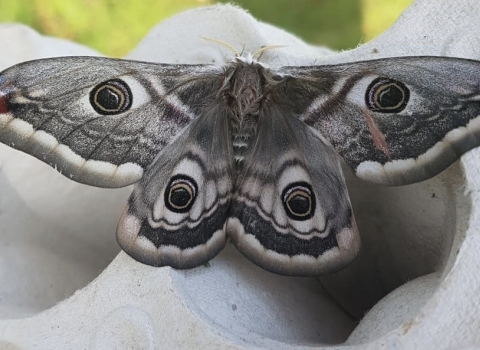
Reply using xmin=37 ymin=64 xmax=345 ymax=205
xmin=0 ymin=50 xmax=479 ymax=276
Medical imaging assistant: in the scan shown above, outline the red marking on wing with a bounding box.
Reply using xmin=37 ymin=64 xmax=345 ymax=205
xmin=363 ymin=109 xmax=391 ymax=159
xmin=0 ymin=94 xmax=7 ymax=114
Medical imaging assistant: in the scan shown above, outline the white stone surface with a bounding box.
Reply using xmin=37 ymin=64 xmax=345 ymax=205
xmin=0 ymin=0 xmax=479 ymax=349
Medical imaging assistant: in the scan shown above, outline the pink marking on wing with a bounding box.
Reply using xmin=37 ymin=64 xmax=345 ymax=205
xmin=0 ymin=94 xmax=7 ymax=114
xmin=362 ymin=108 xmax=391 ymax=159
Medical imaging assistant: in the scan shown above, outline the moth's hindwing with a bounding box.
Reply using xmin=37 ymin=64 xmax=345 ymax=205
xmin=117 ymin=104 xmax=234 ymax=268
xmin=280 ymin=56 xmax=480 ymax=185
xmin=227 ymin=106 xmax=360 ymax=276
xmin=0 ymin=57 xmax=221 ymax=187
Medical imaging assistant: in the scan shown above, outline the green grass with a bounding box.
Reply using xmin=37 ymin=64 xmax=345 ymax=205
xmin=361 ymin=0 xmax=413 ymax=41
xmin=0 ymin=0 xmax=205 ymax=57
xmin=0 ymin=0 xmax=412 ymax=57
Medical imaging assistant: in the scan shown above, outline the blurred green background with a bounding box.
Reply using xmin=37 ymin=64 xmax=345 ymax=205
xmin=0 ymin=0 xmax=412 ymax=57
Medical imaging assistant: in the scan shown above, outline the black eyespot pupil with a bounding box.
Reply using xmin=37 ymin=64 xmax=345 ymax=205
xmin=282 ymin=182 xmax=316 ymax=221
xmin=90 ymin=79 xmax=132 ymax=115
xmin=288 ymin=194 xmax=310 ymax=215
xmin=164 ymin=175 xmax=198 ymax=213
xmin=366 ymin=77 xmax=409 ymax=113
xmin=170 ymin=187 xmax=191 ymax=208
xmin=97 ymin=87 xmax=122 ymax=110
xmin=377 ymin=85 xmax=402 ymax=107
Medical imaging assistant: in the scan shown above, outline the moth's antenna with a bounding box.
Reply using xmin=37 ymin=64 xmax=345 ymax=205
xmin=200 ymin=38 xmax=287 ymax=61
xmin=201 ymin=37 xmax=240 ymax=57
xmin=252 ymin=45 xmax=287 ymax=60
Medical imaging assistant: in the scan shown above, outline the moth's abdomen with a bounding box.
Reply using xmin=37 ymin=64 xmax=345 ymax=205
xmin=231 ymin=119 xmax=257 ymax=165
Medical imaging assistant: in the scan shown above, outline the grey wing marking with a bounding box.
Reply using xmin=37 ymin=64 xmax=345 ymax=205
xmin=227 ymin=105 xmax=360 ymax=276
xmin=0 ymin=56 xmax=222 ymax=187
xmin=279 ymin=57 xmax=480 ymax=185
xmin=117 ymin=102 xmax=234 ymax=269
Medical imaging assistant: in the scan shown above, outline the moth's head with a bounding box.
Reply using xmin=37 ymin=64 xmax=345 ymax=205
xmin=201 ymin=37 xmax=285 ymax=65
